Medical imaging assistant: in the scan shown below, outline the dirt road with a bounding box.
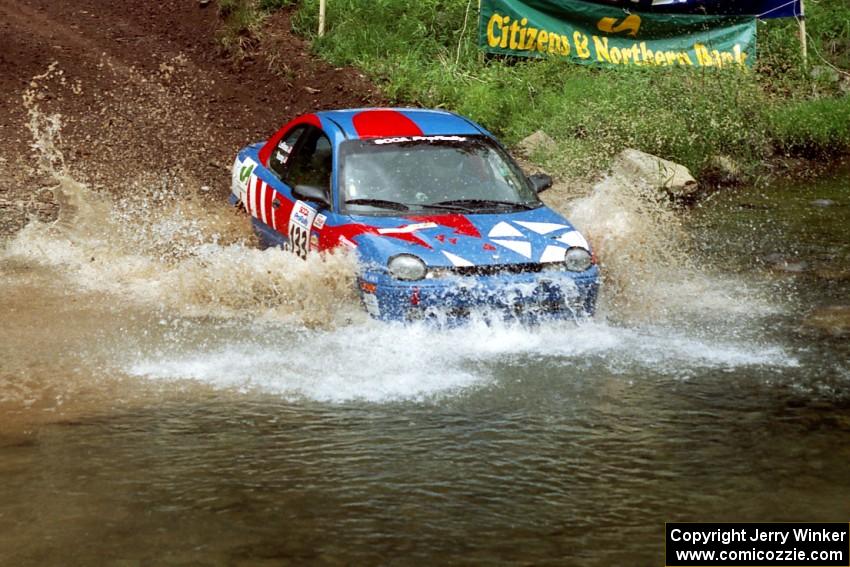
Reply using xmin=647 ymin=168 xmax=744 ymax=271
xmin=0 ymin=0 xmax=381 ymax=237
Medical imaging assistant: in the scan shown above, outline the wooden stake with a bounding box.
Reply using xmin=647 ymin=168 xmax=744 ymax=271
xmin=478 ymin=0 xmax=484 ymax=64
xmin=799 ymin=0 xmax=807 ymax=66
xmin=318 ymin=0 xmax=326 ymax=38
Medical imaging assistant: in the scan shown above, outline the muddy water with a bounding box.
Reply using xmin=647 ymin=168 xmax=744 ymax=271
xmin=1 ymin=109 xmax=849 ymax=566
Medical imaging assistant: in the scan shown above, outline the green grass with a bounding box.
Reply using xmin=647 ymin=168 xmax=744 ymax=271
xmin=288 ymin=0 xmax=849 ymax=179
xmin=770 ymin=96 xmax=850 ymax=155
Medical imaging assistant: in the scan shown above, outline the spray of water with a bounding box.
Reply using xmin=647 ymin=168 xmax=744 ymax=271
xmin=565 ymin=174 xmax=779 ymax=325
xmin=0 ymin=65 xmax=798 ymax=405
xmin=7 ymin=66 xmax=362 ymax=327
xmin=124 ymin=317 xmax=799 ymax=403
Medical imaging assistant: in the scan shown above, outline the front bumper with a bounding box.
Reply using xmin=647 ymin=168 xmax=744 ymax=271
xmin=358 ymin=266 xmax=599 ymax=324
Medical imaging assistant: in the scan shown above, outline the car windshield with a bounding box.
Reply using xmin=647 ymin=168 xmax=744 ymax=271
xmin=338 ymin=135 xmax=541 ymax=215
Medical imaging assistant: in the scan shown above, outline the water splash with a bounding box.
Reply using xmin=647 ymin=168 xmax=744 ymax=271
xmin=0 ymin=66 xmax=800 ymax=406
xmin=123 ymin=316 xmax=799 ymax=403
xmin=565 ymin=174 xmax=778 ymax=324
xmin=6 ymin=67 xmax=362 ymax=327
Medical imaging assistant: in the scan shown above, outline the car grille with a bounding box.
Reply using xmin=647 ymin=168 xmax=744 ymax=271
xmin=448 ymin=263 xmax=547 ymax=277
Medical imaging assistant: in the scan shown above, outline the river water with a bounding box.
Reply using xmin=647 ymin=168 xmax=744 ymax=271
xmin=1 ymin=109 xmax=848 ymax=565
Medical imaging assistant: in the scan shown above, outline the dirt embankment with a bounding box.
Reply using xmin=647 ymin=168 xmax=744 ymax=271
xmin=0 ymin=0 xmax=382 ymax=238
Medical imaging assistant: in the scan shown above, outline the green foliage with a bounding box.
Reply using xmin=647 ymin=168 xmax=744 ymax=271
xmin=759 ymin=0 xmax=850 ymax=72
xmin=289 ymin=0 xmax=849 ymax=177
xmin=770 ymin=96 xmax=850 ymax=154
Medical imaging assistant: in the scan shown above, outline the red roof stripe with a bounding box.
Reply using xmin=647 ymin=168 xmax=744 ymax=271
xmin=352 ymin=109 xmax=423 ymax=139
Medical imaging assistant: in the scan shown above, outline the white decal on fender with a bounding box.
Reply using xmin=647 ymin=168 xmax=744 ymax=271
xmin=540 ymin=245 xmax=567 ymax=263
xmin=557 ymin=230 xmax=589 ymax=250
xmin=442 ymin=251 xmax=474 ymax=267
xmin=515 ymin=221 xmax=569 ymax=235
xmin=233 ymin=157 xmax=257 ymax=204
xmin=313 ymin=213 xmax=327 ymax=230
xmin=259 ymin=181 xmax=268 ymax=225
xmin=246 ymin=176 xmax=258 ymax=216
xmin=286 ymin=200 xmax=318 ymax=259
xmin=252 ymin=177 xmax=263 ymax=218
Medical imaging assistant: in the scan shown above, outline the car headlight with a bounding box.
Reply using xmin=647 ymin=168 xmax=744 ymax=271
xmin=388 ymin=254 xmax=427 ymax=281
xmin=564 ymin=247 xmax=592 ymax=272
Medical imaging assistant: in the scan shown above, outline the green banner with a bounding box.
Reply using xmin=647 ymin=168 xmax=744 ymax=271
xmin=479 ymin=0 xmax=757 ymax=68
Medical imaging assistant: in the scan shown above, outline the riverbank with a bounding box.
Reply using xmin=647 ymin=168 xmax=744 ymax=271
xmin=226 ymin=0 xmax=850 ymax=184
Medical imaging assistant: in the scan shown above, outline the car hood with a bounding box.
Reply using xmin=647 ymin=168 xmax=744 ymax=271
xmin=346 ymin=206 xmax=592 ymax=269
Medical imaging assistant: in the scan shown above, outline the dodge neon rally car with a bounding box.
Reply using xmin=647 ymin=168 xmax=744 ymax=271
xmin=230 ymin=108 xmax=599 ymax=322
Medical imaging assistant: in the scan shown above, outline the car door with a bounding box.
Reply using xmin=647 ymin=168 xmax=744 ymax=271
xmin=242 ymin=125 xmax=305 ymax=249
xmin=252 ymin=124 xmax=333 ymax=258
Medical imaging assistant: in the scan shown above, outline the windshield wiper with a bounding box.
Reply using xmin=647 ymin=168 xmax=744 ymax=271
xmin=416 ymin=202 xmax=475 ymax=213
xmin=432 ymin=199 xmax=537 ymax=211
xmin=345 ymin=198 xmax=410 ymax=211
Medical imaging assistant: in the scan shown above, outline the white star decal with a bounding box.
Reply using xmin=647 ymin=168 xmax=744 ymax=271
xmin=491 ymin=239 xmax=532 ymax=259
xmin=540 ymin=245 xmax=567 ymax=263
xmin=556 ymin=231 xmax=589 ymax=250
xmin=488 ymin=221 xmax=524 ymax=238
xmin=442 ymin=250 xmax=474 ymax=267
xmin=514 ymin=221 xmax=569 ymax=235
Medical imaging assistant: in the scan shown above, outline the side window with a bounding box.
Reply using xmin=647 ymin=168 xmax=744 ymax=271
xmin=285 ymin=129 xmax=332 ymax=197
xmin=269 ymin=126 xmax=306 ymax=179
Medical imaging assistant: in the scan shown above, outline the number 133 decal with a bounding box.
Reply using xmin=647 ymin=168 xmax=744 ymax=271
xmin=286 ymin=200 xmax=318 ymax=259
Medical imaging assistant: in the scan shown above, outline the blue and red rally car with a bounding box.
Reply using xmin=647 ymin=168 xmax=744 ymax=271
xmin=230 ymin=108 xmax=599 ymax=322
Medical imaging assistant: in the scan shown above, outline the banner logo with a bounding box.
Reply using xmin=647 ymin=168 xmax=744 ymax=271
xmin=597 ymin=14 xmax=641 ymax=37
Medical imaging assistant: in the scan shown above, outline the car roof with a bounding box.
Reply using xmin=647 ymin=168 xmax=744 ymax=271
xmin=315 ymin=108 xmax=487 ymax=140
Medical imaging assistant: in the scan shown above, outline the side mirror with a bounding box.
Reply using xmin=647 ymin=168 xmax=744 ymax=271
xmin=293 ymin=184 xmax=331 ymax=208
xmin=528 ymin=173 xmax=553 ymax=194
